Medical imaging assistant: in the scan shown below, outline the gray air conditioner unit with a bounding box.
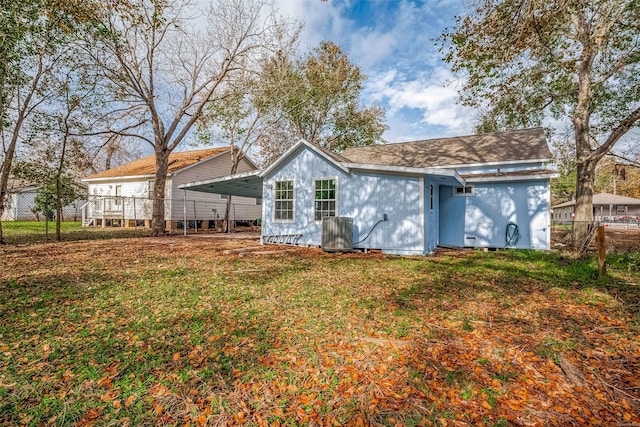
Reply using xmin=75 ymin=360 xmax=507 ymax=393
xmin=322 ymin=217 xmax=353 ymax=252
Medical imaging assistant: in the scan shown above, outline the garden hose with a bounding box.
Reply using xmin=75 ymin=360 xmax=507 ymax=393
xmin=505 ymin=221 xmax=520 ymax=247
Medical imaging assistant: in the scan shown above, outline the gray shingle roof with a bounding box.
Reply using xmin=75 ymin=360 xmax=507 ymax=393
xmin=341 ymin=128 xmax=551 ymax=168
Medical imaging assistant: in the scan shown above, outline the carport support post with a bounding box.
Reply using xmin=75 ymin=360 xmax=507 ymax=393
xmin=193 ymin=200 xmax=197 ymax=233
xmin=597 ymin=225 xmax=606 ymax=277
xmin=183 ymin=189 xmax=187 ymax=236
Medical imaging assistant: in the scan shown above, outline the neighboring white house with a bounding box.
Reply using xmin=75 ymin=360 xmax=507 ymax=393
xmin=180 ymin=128 xmax=558 ymax=255
xmin=552 ymin=193 xmax=640 ymax=222
xmin=81 ymin=148 xmax=262 ymax=229
xmin=1 ymin=185 xmax=85 ymax=222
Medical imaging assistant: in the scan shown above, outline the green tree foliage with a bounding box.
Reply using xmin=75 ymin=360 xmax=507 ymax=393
xmin=91 ymin=0 xmax=296 ymax=236
xmin=440 ymin=0 xmax=640 ymax=223
xmin=34 ymin=178 xmax=84 ymax=222
xmin=256 ymin=41 xmax=387 ymax=165
xmin=0 ymin=0 xmax=96 ymax=243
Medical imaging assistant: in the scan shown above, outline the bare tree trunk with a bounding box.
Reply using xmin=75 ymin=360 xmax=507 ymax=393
xmin=0 ymin=114 xmax=27 ymax=244
xmin=575 ymin=158 xmax=596 ymax=222
xmin=151 ymin=148 xmax=169 ymax=236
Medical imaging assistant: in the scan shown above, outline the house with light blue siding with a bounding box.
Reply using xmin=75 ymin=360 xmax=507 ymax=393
xmin=180 ymin=128 xmax=557 ymax=255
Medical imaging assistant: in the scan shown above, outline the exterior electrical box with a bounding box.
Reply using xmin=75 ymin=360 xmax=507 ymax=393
xmin=322 ymin=217 xmax=353 ymax=252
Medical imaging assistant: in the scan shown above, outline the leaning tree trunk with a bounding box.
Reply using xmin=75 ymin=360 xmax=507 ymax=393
xmin=0 ymin=131 xmax=21 ymax=245
xmin=575 ymin=158 xmax=597 ymax=223
xmin=151 ymin=150 xmax=170 ymax=236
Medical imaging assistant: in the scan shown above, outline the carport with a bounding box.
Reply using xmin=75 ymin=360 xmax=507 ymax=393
xmin=178 ymin=170 xmax=264 ymax=198
xmin=177 ymin=170 xmax=264 ymax=235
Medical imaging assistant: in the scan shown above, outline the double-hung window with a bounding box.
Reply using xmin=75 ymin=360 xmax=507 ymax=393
xmin=314 ymin=179 xmax=336 ymax=221
xmin=274 ymin=180 xmax=294 ymax=221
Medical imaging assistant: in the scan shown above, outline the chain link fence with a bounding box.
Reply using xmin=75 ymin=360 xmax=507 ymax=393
xmin=1 ymin=194 xmax=261 ymax=244
xmin=551 ymin=219 xmax=640 ymax=252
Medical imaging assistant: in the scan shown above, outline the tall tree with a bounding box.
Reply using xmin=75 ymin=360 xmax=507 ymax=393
xmin=91 ymin=0 xmax=295 ymax=236
xmin=440 ymin=0 xmax=640 ymax=223
xmin=0 ymin=0 xmax=93 ymax=244
xmin=256 ymin=41 xmax=387 ymax=165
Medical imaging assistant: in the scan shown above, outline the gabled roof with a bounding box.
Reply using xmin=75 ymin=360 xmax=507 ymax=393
xmin=261 ymin=139 xmax=350 ymax=177
xmin=84 ymin=147 xmax=229 ymax=180
xmin=342 ymin=128 xmax=551 ymax=168
xmin=553 ymin=192 xmax=640 ymax=208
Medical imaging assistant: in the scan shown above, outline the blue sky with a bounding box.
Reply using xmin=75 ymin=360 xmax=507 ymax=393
xmin=276 ymin=0 xmax=476 ymax=142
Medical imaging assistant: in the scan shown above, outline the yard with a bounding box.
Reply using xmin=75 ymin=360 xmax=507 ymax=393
xmin=1 ymin=237 xmax=639 ymax=426
xmin=1 ymin=221 xmax=150 ymax=244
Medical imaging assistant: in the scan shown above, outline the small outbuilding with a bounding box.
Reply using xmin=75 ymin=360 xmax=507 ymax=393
xmin=181 ymin=128 xmax=557 ymax=255
xmin=1 ymin=184 xmax=85 ymax=222
xmin=552 ymin=192 xmax=640 ymax=222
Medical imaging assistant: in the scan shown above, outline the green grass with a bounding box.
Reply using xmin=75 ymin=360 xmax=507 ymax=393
xmin=1 ymin=221 xmax=149 ymax=243
xmin=1 ymin=240 xmax=639 ymax=426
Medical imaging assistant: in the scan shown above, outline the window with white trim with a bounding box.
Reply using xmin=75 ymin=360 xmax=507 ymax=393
xmin=274 ymin=180 xmax=294 ymax=221
xmin=453 ymin=185 xmax=474 ymax=196
xmin=147 ymin=180 xmax=155 ymax=199
xmin=617 ymin=205 xmax=627 ymax=214
xmin=314 ymin=179 xmax=336 ymax=221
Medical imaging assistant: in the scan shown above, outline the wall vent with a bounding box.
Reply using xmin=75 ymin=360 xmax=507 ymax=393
xmin=322 ymin=217 xmax=353 ymax=252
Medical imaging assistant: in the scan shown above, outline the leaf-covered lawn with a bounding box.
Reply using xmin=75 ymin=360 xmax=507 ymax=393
xmin=1 ymin=237 xmax=639 ymax=426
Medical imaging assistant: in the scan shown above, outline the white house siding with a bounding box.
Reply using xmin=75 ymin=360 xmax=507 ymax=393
xmin=262 ymin=146 xmax=425 ymax=255
xmin=439 ymin=180 xmax=551 ymax=249
xmin=87 ymin=180 xmax=155 ymax=221
xmin=169 ymin=153 xmax=261 ymax=222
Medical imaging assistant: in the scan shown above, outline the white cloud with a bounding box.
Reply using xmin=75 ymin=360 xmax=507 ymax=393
xmin=274 ymin=0 xmax=478 ymax=141
xmin=366 ymin=67 xmax=475 ymax=138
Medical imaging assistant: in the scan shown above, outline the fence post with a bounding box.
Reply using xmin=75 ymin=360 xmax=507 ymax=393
xmin=597 ymin=225 xmax=606 ymax=277
xmin=132 ymin=197 xmax=137 ymax=236
xmin=193 ymin=200 xmax=197 ymax=233
xmin=183 ymin=190 xmax=187 ymax=236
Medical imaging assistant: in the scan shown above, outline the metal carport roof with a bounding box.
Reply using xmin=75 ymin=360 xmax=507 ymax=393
xmin=178 ymin=170 xmax=264 ymax=199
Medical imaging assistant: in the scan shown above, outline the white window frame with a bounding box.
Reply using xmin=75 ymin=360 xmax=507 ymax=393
xmin=147 ymin=180 xmax=155 ymax=199
xmin=114 ymin=185 xmax=122 ymax=206
xmin=313 ymin=177 xmax=337 ymax=221
xmin=273 ymin=179 xmax=295 ymax=223
xmin=453 ymin=185 xmax=475 ymax=196
xmin=617 ymin=205 xmax=627 ymax=214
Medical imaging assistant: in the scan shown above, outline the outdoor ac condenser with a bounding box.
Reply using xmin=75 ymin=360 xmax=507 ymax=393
xmin=322 ymin=217 xmax=353 ymax=252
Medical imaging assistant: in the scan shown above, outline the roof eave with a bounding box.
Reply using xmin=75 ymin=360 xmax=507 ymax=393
xmin=432 ymin=158 xmax=552 ymax=170
xmin=465 ymin=172 xmax=559 ymax=183
xmin=82 ymin=174 xmax=157 ymax=182
xmin=342 ymin=162 xmax=465 ymax=184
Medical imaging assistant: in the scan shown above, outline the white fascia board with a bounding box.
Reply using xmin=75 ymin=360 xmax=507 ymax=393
xmin=260 ymin=139 xmax=306 ymax=177
xmin=465 ymin=172 xmax=560 ymax=183
xmin=429 ymin=158 xmax=552 ymax=170
xmin=82 ymin=174 xmax=156 ymax=183
xmin=260 ymin=139 xmax=350 ymax=177
xmin=342 ymin=162 xmax=465 ymax=184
